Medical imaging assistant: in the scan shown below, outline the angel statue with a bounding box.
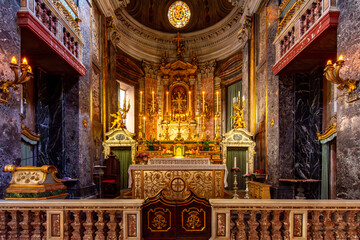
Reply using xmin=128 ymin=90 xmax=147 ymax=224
xmin=230 ymin=99 xmax=246 ymax=129
xmin=110 ymin=100 xmax=130 ymax=129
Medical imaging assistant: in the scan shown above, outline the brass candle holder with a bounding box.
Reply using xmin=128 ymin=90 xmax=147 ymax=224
xmin=324 ymin=55 xmax=358 ymax=94
xmin=0 ymin=57 xmax=33 ymax=104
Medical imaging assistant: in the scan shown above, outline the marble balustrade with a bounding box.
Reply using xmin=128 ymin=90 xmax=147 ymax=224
xmin=210 ymin=199 xmax=360 ymax=239
xmin=0 ymin=199 xmax=143 ymax=239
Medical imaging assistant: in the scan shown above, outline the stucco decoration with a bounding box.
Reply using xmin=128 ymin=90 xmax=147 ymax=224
xmin=222 ymin=128 xmax=256 ymax=173
xmin=103 ymin=128 xmax=137 ymax=163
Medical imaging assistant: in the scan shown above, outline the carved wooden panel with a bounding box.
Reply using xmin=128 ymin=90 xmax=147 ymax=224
xmin=142 ymin=190 xmax=211 ymax=240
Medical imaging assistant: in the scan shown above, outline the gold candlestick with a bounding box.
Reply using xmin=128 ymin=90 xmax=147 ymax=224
xmin=215 ymin=114 xmax=221 ymax=140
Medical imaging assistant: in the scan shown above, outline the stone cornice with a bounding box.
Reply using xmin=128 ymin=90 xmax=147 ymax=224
xmin=111 ymin=6 xmax=246 ymax=63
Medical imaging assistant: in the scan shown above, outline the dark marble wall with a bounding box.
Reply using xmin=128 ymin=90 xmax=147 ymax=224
xmin=277 ymin=69 xmax=323 ymax=199
xmin=36 ymin=71 xmax=65 ymax=177
xmin=278 ymin=74 xmax=295 ymax=180
xmin=336 ymin=1 xmax=360 ymax=199
xmin=293 ymin=69 xmax=322 ymax=182
xmin=0 ymin=0 xmax=21 ymax=198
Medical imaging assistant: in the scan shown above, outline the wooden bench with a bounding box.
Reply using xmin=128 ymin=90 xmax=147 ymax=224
xmin=248 ymin=181 xmax=271 ymax=199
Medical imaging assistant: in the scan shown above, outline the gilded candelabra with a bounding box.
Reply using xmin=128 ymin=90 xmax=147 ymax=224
xmin=215 ymin=114 xmax=221 ymax=140
xmin=147 ymin=93 xmax=158 ymax=139
xmin=0 ymin=57 xmax=33 ymax=104
xmin=138 ymin=114 xmax=144 ymax=140
xmin=324 ymin=55 xmax=358 ymax=94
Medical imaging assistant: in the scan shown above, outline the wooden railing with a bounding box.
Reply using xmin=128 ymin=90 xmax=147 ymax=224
xmin=274 ymin=0 xmax=338 ymax=61
xmin=0 ymin=199 xmax=143 ymax=239
xmin=210 ymin=199 xmax=360 ymax=239
xmin=20 ymin=0 xmax=83 ymax=61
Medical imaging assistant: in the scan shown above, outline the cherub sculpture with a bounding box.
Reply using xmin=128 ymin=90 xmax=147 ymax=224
xmin=110 ymin=100 xmax=130 ymax=129
xmin=230 ymin=99 xmax=246 ymax=129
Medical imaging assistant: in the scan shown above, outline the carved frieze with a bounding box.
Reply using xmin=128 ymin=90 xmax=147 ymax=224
xmin=199 ymin=60 xmax=216 ymax=79
xmin=143 ymin=61 xmax=160 ymax=79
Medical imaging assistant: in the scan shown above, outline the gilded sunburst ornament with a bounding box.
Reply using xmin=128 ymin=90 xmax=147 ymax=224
xmin=168 ymin=1 xmax=191 ymax=28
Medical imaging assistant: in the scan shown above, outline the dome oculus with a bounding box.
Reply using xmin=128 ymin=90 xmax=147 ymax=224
xmin=168 ymin=1 xmax=191 ymax=28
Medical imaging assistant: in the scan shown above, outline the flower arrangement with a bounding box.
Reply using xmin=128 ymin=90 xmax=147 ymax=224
xmin=145 ymin=137 xmax=158 ymax=151
xmin=231 ymin=167 xmax=241 ymax=172
xmin=254 ymin=169 xmax=265 ymax=174
xmin=242 ymin=173 xmax=253 ymax=178
xmin=135 ymin=152 xmax=149 ymax=164
xmin=185 ymin=148 xmax=199 ymax=156
xmin=202 ymin=136 xmax=211 ymax=151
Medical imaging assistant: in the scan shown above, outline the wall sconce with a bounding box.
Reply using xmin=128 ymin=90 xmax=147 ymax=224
xmin=324 ymin=55 xmax=358 ymax=94
xmin=0 ymin=57 xmax=33 ymax=103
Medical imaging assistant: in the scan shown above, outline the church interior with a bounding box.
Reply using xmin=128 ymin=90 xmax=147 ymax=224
xmin=1 ymin=0 xmax=360 ymax=239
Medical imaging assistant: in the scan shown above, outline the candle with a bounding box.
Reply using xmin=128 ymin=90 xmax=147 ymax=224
xmin=140 ymin=91 xmax=143 ymax=114
xmin=188 ymin=91 xmax=191 ymax=114
xmin=152 ymin=91 xmax=155 ymax=110
xmin=22 ymin=58 xmax=28 ymax=65
xmin=246 ymin=150 xmax=248 ymax=174
xmin=216 ymin=91 xmax=219 ymax=113
xmin=11 ymin=56 xmax=17 ymax=64
xmin=242 ymin=95 xmax=245 ymax=105
xmin=234 ymin=157 xmax=237 ymax=168
xmin=202 ymin=91 xmax=205 ymax=112
xmin=166 ymin=91 xmax=169 ymax=113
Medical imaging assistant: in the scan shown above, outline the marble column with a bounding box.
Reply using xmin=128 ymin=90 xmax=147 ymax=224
xmin=336 ymin=1 xmax=360 ymax=199
xmin=0 ymin=0 xmax=21 ymax=198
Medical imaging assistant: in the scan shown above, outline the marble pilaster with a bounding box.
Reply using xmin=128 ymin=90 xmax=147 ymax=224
xmin=336 ymin=0 xmax=360 ymax=199
xmin=0 ymin=0 xmax=21 ymax=198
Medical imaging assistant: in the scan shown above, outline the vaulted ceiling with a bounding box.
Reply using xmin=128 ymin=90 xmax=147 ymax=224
xmin=125 ymin=0 xmax=234 ymax=33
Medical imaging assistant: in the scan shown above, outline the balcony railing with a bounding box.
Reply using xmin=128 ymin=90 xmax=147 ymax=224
xmin=274 ymin=0 xmax=338 ymax=64
xmin=210 ymin=199 xmax=360 ymax=239
xmin=20 ymin=0 xmax=83 ymax=62
xmin=0 ymin=199 xmax=143 ymax=239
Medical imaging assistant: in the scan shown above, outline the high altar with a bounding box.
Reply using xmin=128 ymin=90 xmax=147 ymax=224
xmin=103 ymin=34 xmax=255 ymax=200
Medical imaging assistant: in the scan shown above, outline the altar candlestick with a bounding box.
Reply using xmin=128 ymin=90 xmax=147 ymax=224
xmin=152 ymin=91 xmax=155 ymax=110
xmin=202 ymin=91 xmax=205 ymax=113
xmin=234 ymin=157 xmax=237 ymax=168
xmin=166 ymin=91 xmax=169 ymax=113
xmin=140 ymin=91 xmax=143 ymax=114
xmin=188 ymin=91 xmax=191 ymax=114
xmin=143 ymin=116 xmax=146 ymax=136
xmin=216 ymin=91 xmax=219 ymax=113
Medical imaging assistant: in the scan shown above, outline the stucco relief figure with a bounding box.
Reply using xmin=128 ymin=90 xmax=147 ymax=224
xmin=110 ymin=101 xmax=131 ymax=129
xmin=231 ymin=100 xmax=246 ymax=129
